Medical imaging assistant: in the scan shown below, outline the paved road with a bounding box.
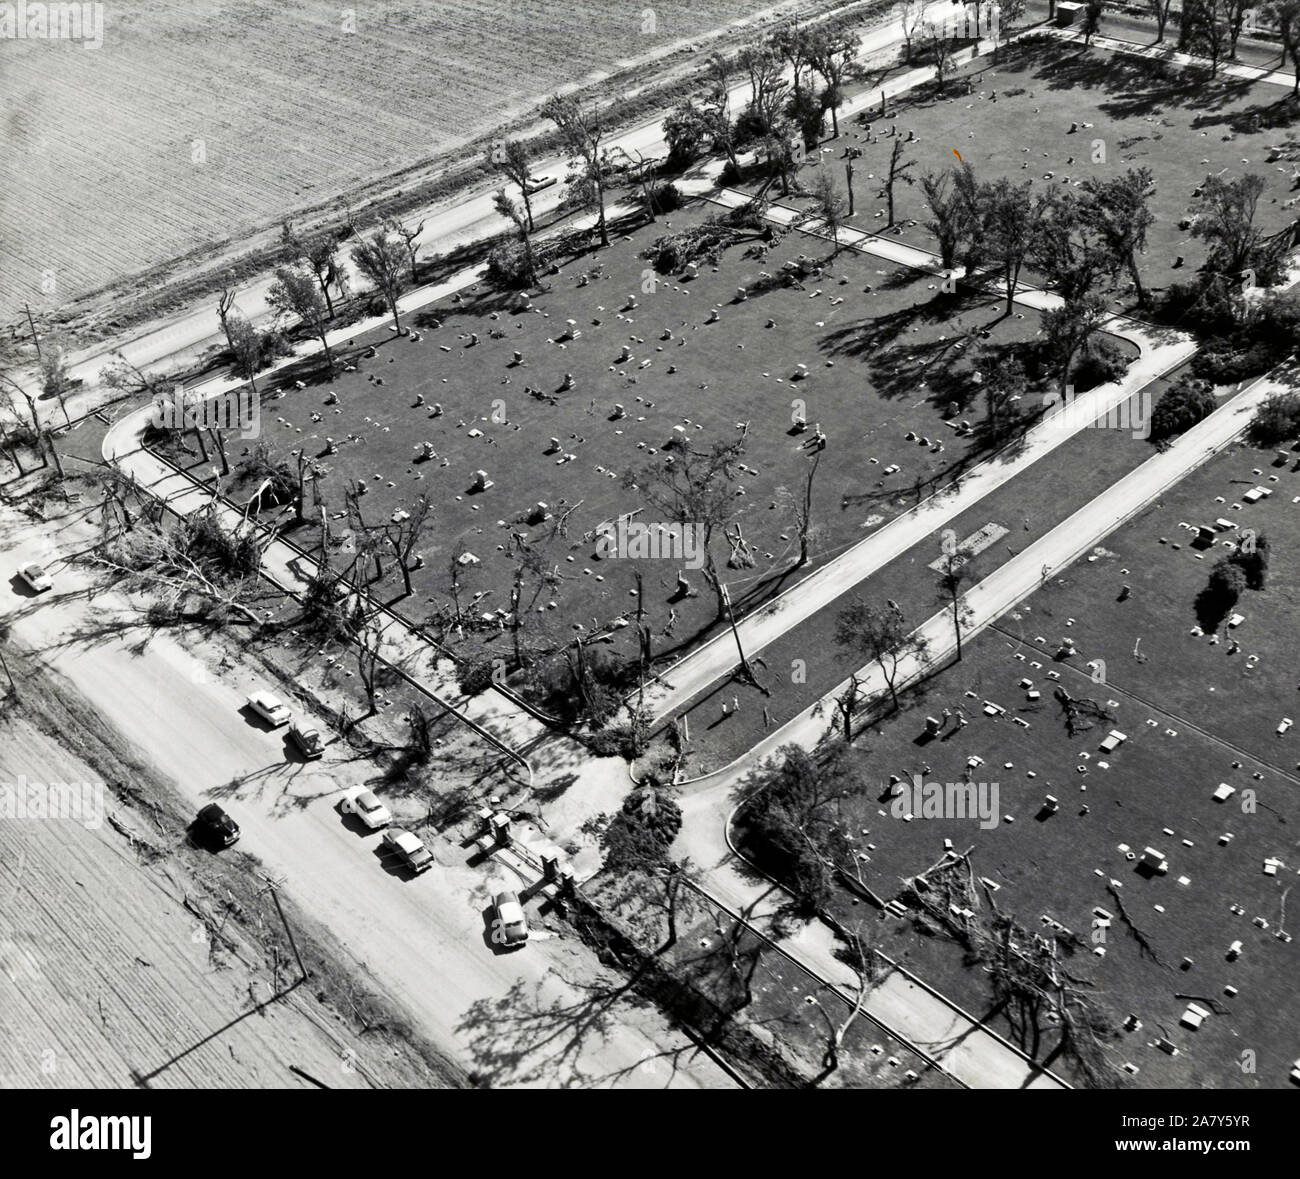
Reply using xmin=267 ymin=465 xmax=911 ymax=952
xmin=13 ymin=0 xmax=957 ymax=409
xmin=0 ymin=510 xmax=734 ymax=1089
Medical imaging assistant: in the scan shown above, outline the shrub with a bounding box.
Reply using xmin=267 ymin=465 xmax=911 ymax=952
xmin=1248 ymin=391 xmax=1300 ymax=446
xmin=1072 ymin=339 xmax=1130 ymax=391
xmin=718 ymin=159 xmax=743 ymax=187
xmin=485 ymin=240 xmax=530 ymax=289
xmin=1195 ymin=560 xmax=1247 ymax=632
xmin=1225 ymin=532 xmax=1270 ymax=591
xmin=457 ymin=658 xmax=497 ymax=697
xmin=621 ymin=786 xmax=682 ymax=844
xmin=1149 ymin=376 xmax=1216 ymax=445
xmin=587 ymin=725 xmax=634 ymax=757
xmin=601 ymin=787 xmax=683 ymax=870
xmin=649 ymin=181 xmax=683 ymax=216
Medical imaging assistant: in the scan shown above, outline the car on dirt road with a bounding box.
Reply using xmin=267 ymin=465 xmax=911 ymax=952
xmin=288 ymin=721 xmax=325 ymax=759
xmin=381 ymin=828 xmax=434 ymax=874
xmin=194 ymin=803 xmax=240 ymax=848
xmin=340 ymin=786 xmax=391 ymax=830
xmin=247 ymin=690 xmax=291 ymax=727
xmin=492 ymin=890 xmax=529 ymax=948
xmin=18 ymin=563 xmax=53 ymax=593
xmin=523 ymin=173 xmax=555 ymax=193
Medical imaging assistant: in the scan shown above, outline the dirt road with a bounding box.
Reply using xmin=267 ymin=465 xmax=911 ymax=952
xmin=0 ymin=509 xmax=732 ymax=1089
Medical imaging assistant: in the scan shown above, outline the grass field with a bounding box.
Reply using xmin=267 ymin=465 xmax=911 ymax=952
xmin=590 ymin=868 xmax=957 ymax=1086
xmin=159 ymin=195 xmax=1078 ymax=690
xmin=747 ymin=429 xmax=1300 ymax=1089
xmin=774 ymin=37 xmax=1300 ymax=303
xmin=0 ymin=0 xmax=793 ymax=323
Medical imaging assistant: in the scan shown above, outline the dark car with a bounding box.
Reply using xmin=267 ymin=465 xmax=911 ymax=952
xmin=196 ymin=803 xmax=240 ymax=847
xmin=288 ymin=721 xmax=325 ymax=760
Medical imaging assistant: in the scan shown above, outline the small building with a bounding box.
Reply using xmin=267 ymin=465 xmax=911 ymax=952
xmin=1056 ymin=1 xmax=1085 ymax=25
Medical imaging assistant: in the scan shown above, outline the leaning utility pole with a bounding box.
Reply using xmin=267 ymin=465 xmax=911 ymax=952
xmin=259 ymin=874 xmax=310 ymax=982
xmin=24 ymin=303 xmax=42 ymax=362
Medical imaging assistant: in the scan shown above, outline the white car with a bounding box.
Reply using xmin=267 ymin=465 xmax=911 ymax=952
xmin=382 ymin=828 xmax=434 ymax=874
xmin=246 ymin=691 xmax=291 ymax=727
xmin=492 ymin=890 xmax=529 ymax=948
xmin=340 ymin=786 xmax=391 ymax=830
xmin=18 ymin=563 xmax=52 ymax=593
xmin=524 ymin=173 xmax=556 ymax=193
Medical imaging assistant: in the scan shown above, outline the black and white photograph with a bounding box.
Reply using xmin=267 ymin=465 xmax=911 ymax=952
xmin=2 ymin=0 xmax=1298 ymax=1152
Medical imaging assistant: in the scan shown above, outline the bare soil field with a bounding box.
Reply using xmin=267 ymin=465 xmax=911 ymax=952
xmin=0 ymin=716 xmax=428 ymax=1089
xmin=0 ymin=0 xmax=798 ymax=324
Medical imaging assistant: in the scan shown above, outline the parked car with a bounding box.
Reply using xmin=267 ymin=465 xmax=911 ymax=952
xmin=382 ymin=828 xmax=434 ymax=873
xmin=289 ymin=722 xmax=325 ymax=759
xmin=195 ymin=803 xmax=240 ymax=847
xmin=18 ymin=563 xmax=52 ymax=593
xmin=340 ymin=786 xmax=391 ymax=830
xmin=524 ymin=173 xmax=555 ymax=193
xmin=247 ymin=691 xmax=291 ymax=727
xmin=492 ymin=890 xmax=529 ymax=948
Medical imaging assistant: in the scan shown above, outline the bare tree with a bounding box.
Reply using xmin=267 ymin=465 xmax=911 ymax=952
xmin=379 ymin=494 xmax=433 ymax=598
xmin=267 ymin=266 xmax=335 ymax=373
xmin=923 ymin=21 xmax=955 ymax=87
xmin=934 ymin=550 xmax=975 ymax=661
xmin=898 ymin=0 xmax=926 ymax=63
xmin=490 ymin=138 xmax=537 ymax=231
xmin=492 ymin=189 xmax=542 ymax=287
xmin=880 ymin=137 xmax=916 ymax=227
xmin=216 ymin=281 xmax=239 ymax=352
xmin=627 ymin=434 xmax=748 ymax=623
xmin=385 ymin=216 xmax=425 ymax=283
xmin=542 ymin=94 xmax=611 ymax=248
xmin=834 ymin=597 xmax=929 ymax=711
xmin=813 ymin=926 xmax=875 ymax=1081
xmin=282 ymin=222 xmax=344 ymax=318
xmin=804 ymin=167 xmax=848 ymax=247
xmin=40 ymin=344 xmax=74 ymax=427
xmin=352 ymin=226 xmax=408 ymax=336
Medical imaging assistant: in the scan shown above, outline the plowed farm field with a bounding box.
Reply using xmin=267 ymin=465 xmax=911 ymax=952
xmin=0 ymin=718 xmax=376 ymax=1089
xmin=0 ymin=0 xmax=783 ymax=322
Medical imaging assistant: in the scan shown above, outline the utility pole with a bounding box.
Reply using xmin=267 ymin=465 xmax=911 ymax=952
xmin=24 ymin=303 xmax=42 ymax=362
xmin=259 ymin=874 xmax=310 ymax=983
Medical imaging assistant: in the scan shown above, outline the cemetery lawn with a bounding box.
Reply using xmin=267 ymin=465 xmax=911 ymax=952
xmin=588 ymin=868 xmax=959 ymax=1087
xmin=741 ymin=431 xmax=1300 ymax=1089
xmin=162 ymin=195 xmax=1099 ymax=686
xmin=775 ymin=36 xmax=1300 ymax=305
xmin=666 ymin=379 xmax=1162 ymax=774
